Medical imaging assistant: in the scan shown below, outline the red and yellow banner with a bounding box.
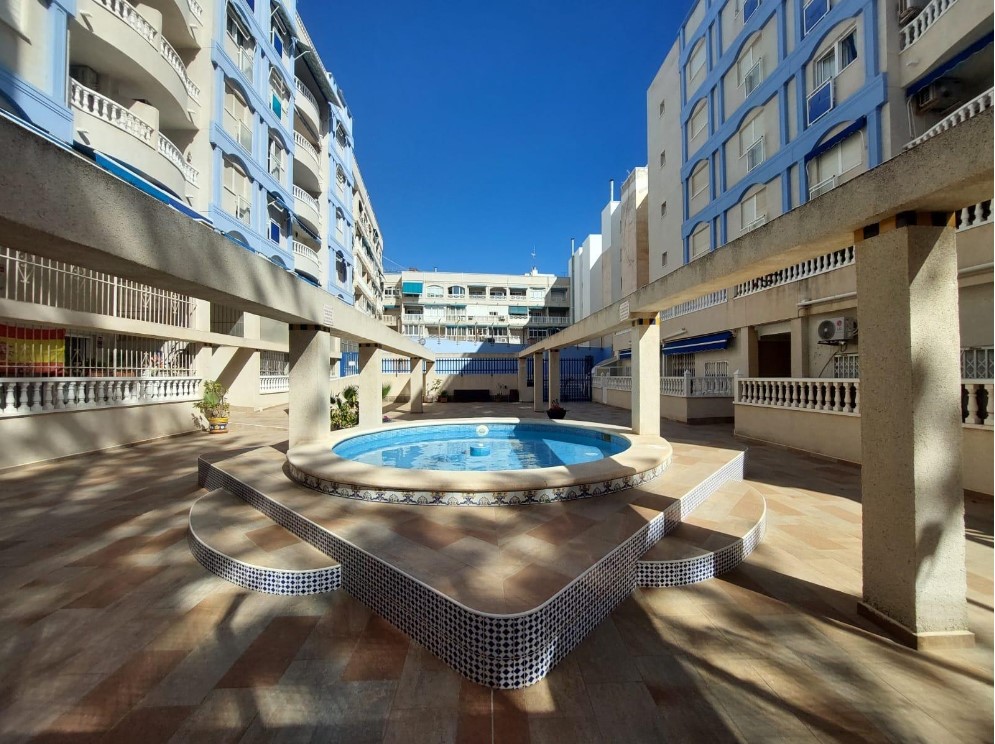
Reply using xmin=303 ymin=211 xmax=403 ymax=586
xmin=0 ymin=324 xmax=65 ymax=375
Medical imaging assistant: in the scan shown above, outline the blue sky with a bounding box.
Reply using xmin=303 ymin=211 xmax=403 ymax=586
xmin=299 ymin=1 xmax=694 ymax=276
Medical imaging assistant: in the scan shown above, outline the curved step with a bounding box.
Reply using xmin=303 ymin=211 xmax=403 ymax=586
xmin=636 ymin=481 xmax=766 ymax=587
xmin=188 ymin=488 xmax=341 ymax=595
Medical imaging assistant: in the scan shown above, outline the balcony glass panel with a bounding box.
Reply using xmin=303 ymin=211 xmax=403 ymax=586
xmin=807 ymin=80 xmax=834 ymax=124
xmin=803 ymin=0 xmax=829 ymax=34
xmin=743 ymin=0 xmax=760 ymax=22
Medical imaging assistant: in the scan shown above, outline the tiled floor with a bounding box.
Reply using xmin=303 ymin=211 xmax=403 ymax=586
xmin=0 ymin=402 xmax=991 ymax=742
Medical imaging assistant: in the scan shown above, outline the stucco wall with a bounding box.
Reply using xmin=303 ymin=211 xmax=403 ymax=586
xmin=962 ymin=426 xmax=993 ymax=495
xmin=0 ymin=401 xmax=199 ymax=470
xmin=601 ymin=387 xmax=733 ymax=423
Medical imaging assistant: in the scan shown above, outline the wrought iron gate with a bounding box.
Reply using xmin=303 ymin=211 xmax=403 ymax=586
xmin=526 ymin=356 xmax=593 ymax=402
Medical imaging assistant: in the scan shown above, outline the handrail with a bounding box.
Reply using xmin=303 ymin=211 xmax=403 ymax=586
xmin=905 ymin=88 xmax=994 ymax=150
xmin=70 ymin=79 xmax=154 ymax=145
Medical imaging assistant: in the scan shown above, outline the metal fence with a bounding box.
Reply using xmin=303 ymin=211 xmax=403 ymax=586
xmin=526 ymin=357 xmax=593 ymax=402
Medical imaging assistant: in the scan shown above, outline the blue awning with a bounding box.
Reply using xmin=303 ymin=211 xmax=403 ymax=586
xmin=401 ymin=281 xmax=423 ymax=295
xmin=80 ymin=145 xmax=210 ymax=225
xmin=291 ymin=213 xmax=321 ymax=241
xmin=295 ymin=270 xmax=321 ymax=286
xmin=906 ymin=32 xmax=993 ymax=97
xmin=268 ymin=190 xmax=291 ymax=214
xmin=805 ymin=117 xmax=866 ymax=164
xmin=509 ymin=306 xmax=529 ymax=315
xmin=618 ymin=349 xmax=632 ymax=360
xmin=663 ymin=331 xmax=733 ymax=355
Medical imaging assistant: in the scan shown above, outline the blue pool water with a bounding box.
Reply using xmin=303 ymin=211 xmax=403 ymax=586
xmin=333 ymin=423 xmax=630 ymax=472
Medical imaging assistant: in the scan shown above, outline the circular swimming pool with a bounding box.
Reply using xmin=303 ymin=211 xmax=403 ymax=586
xmin=286 ymin=418 xmax=673 ymax=507
xmin=332 ymin=423 xmax=631 ymax=472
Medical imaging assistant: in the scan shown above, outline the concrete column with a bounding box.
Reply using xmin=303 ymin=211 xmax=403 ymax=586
xmin=517 ymin=358 xmax=530 ymax=403
xmin=547 ymin=349 xmax=561 ymax=407
xmin=789 ymin=317 xmax=808 ymax=377
xmin=408 ymin=357 xmax=424 ymax=413
xmin=630 ymin=317 xmax=660 ymax=436
xmin=856 ymin=222 xmax=973 ymax=649
xmin=424 ymin=359 xmax=436 ymax=402
xmin=532 ymin=352 xmax=544 ymax=412
xmin=289 ymin=324 xmax=331 ymax=447
xmin=745 ymin=326 xmax=760 ymax=377
xmin=357 ymin=344 xmax=384 ymax=430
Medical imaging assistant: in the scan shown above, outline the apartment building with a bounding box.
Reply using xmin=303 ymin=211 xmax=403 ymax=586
xmin=0 ymin=0 xmax=390 ymax=463
xmin=352 ymin=162 xmax=385 ymax=320
xmin=383 ymin=270 xmax=571 ymax=346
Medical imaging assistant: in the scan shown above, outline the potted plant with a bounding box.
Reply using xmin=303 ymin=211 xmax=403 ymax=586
xmin=330 ymin=385 xmax=359 ymax=430
xmin=196 ymin=380 xmax=230 ymax=433
xmin=547 ymin=399 xmax=567 ymax=420
xmin=427 ymin=379 xmax=443 ymax=403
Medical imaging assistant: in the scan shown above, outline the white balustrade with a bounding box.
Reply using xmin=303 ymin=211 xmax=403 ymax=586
xmin=160 ymin=37 xmax=201 ymax=101
xmin=600 ymin=375 xmax=632 ymax=392
xmin=735 ymin=377 xmax=861 ymax=414
xmin=97 ymin=0 xmax=157 ymax=44
xmin=660 ymin=377 xmax=685 ymax=396
xmin=734 ymin=246 xmax=855 ymax=298
xmin=962 ymin=381 xmax=993 ymax=427
xmin=70 ymin=80 xmax=154 ymax=144
xmin=260 ymin=375 xmax=290 ymax=393
xmin=0 ymin=377 xmax=201 ymax=417
xmin=660 ymin=374 xmax=733 ymax=397
xmin=905 ymin=88 xmax=993 ymax=150
xmin=295 ymin=78 xmax=318 ymax=109
xmin=809 ymin=174 xmax=837 ymax=199
xmin=186 ymin=0 xmax=203 ymax=20
xmin=900 ymin=0 xmax=959 ymax=49
xmin=956 ymin=199 xmax=993 ymax=231
xmin=293 ymin=185 xmax=321 ymax=214
xmin=294 ymin=131 xmax=321 ymax=161
xmin=659 ymin=290 xmax=727 ymax=320
xmin=157 ymin=134 xmax=199 ymax=185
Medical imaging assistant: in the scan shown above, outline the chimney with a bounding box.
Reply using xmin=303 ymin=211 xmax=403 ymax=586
xmin=610 ymin=179 xmax=615 ymax=202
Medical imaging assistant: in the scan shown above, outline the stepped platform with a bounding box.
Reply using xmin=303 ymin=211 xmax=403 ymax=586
xmin=188 ymin=488 xmax=342 ymax=595
xmin=191 ymin=432 xmax=764 ymax=688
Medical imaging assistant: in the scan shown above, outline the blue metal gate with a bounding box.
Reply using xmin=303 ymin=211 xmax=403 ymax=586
xmin=526 ymin=356 xmax=593 ymax=402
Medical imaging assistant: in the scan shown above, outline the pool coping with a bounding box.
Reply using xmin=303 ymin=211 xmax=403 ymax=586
xmin=287 ymin=418 xmax=673 ymax=506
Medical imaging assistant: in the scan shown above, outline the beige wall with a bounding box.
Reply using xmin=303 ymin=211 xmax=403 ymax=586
xmin=602 ymin=387 xmax=733 ymax=424
xmin=647 ymin=43 xmax=685 ymax=283
xmin=721 ymin=22 xmax=778 ymax=124
xmin=620 ymin=167 xmax=650 ymax=296
xmin=725 ymin=96 xmax=781 ymax=190
xmin=726 ymin=176 xmax=783 ymax=238
xmin=962 ymin=426 xmax=994 ymax=494
xmin=0 ymin=0 xmax=51 ymax=93
xmin=0 ymin=401 xmax=199 ymax=470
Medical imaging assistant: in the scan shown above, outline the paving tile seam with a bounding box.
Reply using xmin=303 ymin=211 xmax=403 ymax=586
xmin=194 ymin=448 xmax=747 ymax=687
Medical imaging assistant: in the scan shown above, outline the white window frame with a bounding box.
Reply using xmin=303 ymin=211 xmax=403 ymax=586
xmin=224 ymin=83 xmax=252 ymax=153
xmin=267 ymin=135 xmax=285 ymax=182
xmin=813 ymin=27 xmax=858 ymax=89
xmin=223 ymin=159 xmax=250 ymax=224
xmin=689 ymin=161 xmax=709 ymax=199
xmin=690 ymin=225 xmax=710 ymax=259
xmin=689 ymin=100 xmax=708 ymax=141
xmin=809 ymin=131 xmax=864 ymax=186
xmin=687 ymin=40 xmax=707 ymax=85
xmin=740 ymin=189 xmax=767 ymax=231
xmin=225 ymin=10 xmax=254 ymax=76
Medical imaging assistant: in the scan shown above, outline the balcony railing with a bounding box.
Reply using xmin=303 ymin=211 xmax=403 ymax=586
xmin=225 ymin=35 xmax=254 ymax=78
xmin=744 ymin=137 xmax=764 ymax=172
xmin=71 ymin=79 xmax=153 ymax=144
xmin=743 ymin=58 xmax=763 ymax=96
xmin=809 ymin=174 xmax=837 ymax=199
xmin=905 ymin=88 xmax=994 ymax=150
xmin=293 ymin=185 xmax=321 ymax=216
xmin=157 ymin=133 xmax=199 ymax=185
xmin=807 ymin=79 xmax=834 ymax=124
xmin=963 ymin=380 xmax=994 ymax=426
xmin=659 ymin=290 xmax=727 ymax=321
xmin=743 ymin=214 xmax=767 ymax=233
xmin=734 ymin=245 xmax=855 ymax=298
xmin=0 ymin=376 xmax=200 ymax=417
xmin=900 ymin=0 xmax=960 ymax=49
xmin=294 ymin=131 xmax=321 ymax=162
xmin=295 ymin=78 xmax=318 ymax=109
xmin=186 ymin=0 xmax=203 ymax=20
xmin=956 ymin=199 xmax=993 ymax=231
xmin=736 ymin=377 xmax=861 ymax=414
xmin=260 ymin=375 xmax=290 ymax=393
xmin=95 ymin=0 xmax=198 ymax=101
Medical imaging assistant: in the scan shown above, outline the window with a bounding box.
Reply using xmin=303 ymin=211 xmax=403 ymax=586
xmin=659 ymin=100 xmax=666 ymax=116
xmin=222 ymin=159 xmax=250 ymax=224
xmin=689 ymin=100 xmax=708 ymax=141
xmin=690 ymin=224 xmax=710 ymax=259
xmin=271 ymin=11 xmax=288 ymax=59
xmin=737 ymin=40 xmax=763 ymax=95
xmin=739 ymin=114 xmax=765 ymax=171
xmin=688 ymin=40 xmax=706 ymax=81
xmin=529 ymin=288 xmax=545 ymax=300
xmin=335 ymin=124 xmax=348 ymax=150
xmin=659 ymin=151 xmax=666 ymax=167
xmin=335 ymin=253 xmax=347 ymax=284
xmin=833 ymin=353 xmax=859 ymax=378
xmin=269 ymin=220 xmax=280 ymax=243
xmin=260 ymin=351 xmax=289 ymax=376
xmin=426 ymin=285 xmax=444 ymax=298
xmin=224 ymin=83 xmax=252 ymax=152
xmin=814 ymin=29 xmax=858 ymax=89
xmin=704 ymin=360 xmax=728 ymax=377
xmin=660 ymin=201 xmax=668 ymax=217
xmin=690 ymin=161 xmax=709 ymax=199
xmin=336 ymin=167 xmax=347 ymax=199
xmin=448 ymin=286 xmax=465 ymax=297
xmin=269 ymin=68 xmax=288 ymax=120
xmin=740 ymin=188 xmax=767 ymax=231
xmin=661 ymin=251 xmax=668 ymax=266
xmin=810 ymin=132 xmax=863 ymax=188
xmin=667 ymin=353 xmax=696 ymax=376
xmin=225 ymin=10 xmax=253 ymax=76
xmin=267 ymin=136 xmax=285 ymax=182
xmin=335 ymin=209 xmax=345 ymax=243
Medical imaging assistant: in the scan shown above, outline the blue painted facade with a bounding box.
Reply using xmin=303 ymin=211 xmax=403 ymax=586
xmin=0 ymin=0 xmax=356 ymax=305
xmin=674 ymin=0 xmax=888 ymax=263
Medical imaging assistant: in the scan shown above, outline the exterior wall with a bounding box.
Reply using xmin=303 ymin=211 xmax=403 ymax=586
xmin=601 ymin=387 xmax=733 ymax=424
xmin=647 ymin=43 xmax=684 ymax=283
xmin=963 ymin=426 xmax=993 ymax=495
xmin=0 ymin=401 xmax=200 ymax=470
xmin=619 ymin=167 xmax=649 ymax=296
xmin=352 ymin=161 xmax=385 ymax=319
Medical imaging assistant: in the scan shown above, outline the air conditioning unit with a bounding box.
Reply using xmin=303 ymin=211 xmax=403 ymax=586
xmin=897 ymin=0 xmax=925 ymax=24
xmin=70 ymin=65 xmax=100 ymax=91
xmin=818 ymin=317 xmax=857 ymax=342
xmin=915 ymin=79 xmax=959 ymax=112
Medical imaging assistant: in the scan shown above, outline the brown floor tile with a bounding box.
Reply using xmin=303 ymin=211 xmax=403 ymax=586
xmin=215 ymin=614 xmax=320 ymax=688
xmin=339 ymin=614 xmax=410 ymax=682
xmin=243 ymin=524 xmax=300 ymax=553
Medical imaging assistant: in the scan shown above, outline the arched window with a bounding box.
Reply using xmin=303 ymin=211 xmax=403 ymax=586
xmin=448 ymin=285 xmax=465 ymax=297
xmin=686 ymin=39 xmax=707 ymax=89
xmin=426 ymin=284 xmax=444 ymax=298
xmin=689 ymin=160 xmax=709 ymax=200
xmin=690 ymin=223 xmax=711 ymax=259
xmin=335 ymin=251 xmax=347 ymax=284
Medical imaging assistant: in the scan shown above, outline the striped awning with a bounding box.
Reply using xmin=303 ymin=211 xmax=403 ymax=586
xmin=663 ymin=331 xmax=733 ymax=355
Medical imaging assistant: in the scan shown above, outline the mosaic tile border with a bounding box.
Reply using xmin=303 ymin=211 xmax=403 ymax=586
xmin=196 ymin=449 xmax=746 ymax=688
xmin=636 ymin=497 xmax=767 ymax=587
xmin=187 ymin=496 xmax=342 ymax=596
xmin=285 ymin=458 xmax=671 ymax=507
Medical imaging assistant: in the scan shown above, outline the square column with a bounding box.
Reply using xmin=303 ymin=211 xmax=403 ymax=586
xmin=630 ymin=317 xmax=660 ymax=436
xmin=856 ymin=221 xmax=972 ymax=649
xmin=547 ymin=349 xmax=561 ymax=408
xmin=357 ymin=344 xmax=384 ymax=430
xmin=789 ymin=317 xmax=808 ymax=377
xmin=289 ymin=324 xmax=331 ymax=447
xmin=424 ymin=359 xmax=436 ymax=402
xmin=532 ymin=352 xmax=544 ymax=411
xmin=408 ymin=357 xmax=424 ymax=413
xmin=517 ymin=358 xmax=531 ymax=403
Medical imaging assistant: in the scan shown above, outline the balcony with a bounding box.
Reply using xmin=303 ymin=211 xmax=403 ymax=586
xmin=293 ymin=131 xmax=322 ymax=190
xmin=905 ymin=88 xmax=993 ymax=150
xmin=293 ymin=185 xmax=322 ymax=232
xmin=70 ymin=80 xmax=199 ymax=195
xmin=898 ymin=0 xmax=992 ymax=88
xmin=72 ymin=0 xmax=199 ymax=129
xmin=292 ymin=240 xmax=322 ymax=281
xmin=295 ymin=78 xmax=321 ymax=133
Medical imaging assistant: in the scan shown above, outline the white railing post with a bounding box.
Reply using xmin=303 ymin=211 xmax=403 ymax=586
xmin=683 ymin=370 xmax=691 ymax=397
